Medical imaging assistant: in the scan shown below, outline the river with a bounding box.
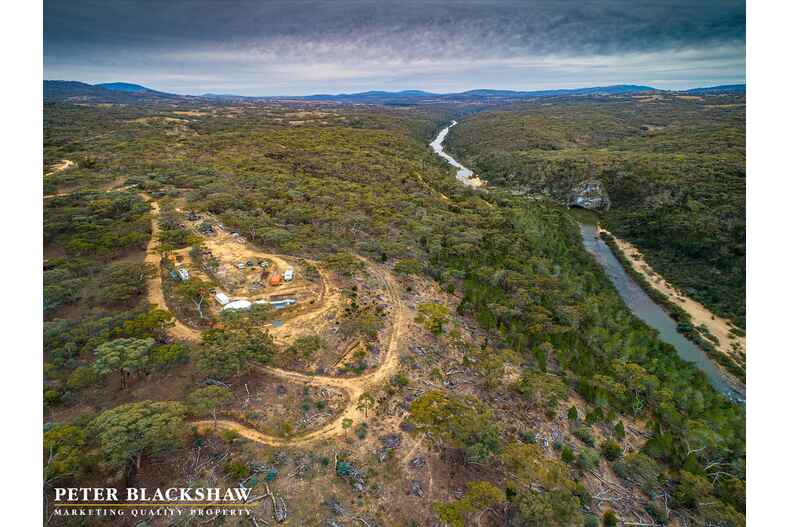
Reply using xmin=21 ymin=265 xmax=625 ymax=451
xmin=577 ymin=217 xmax=744 ymax=402
xmin=429 ymin=123 xmax=745 ymax=403
xmin=430 ymin=121 xmax=484 ymax=187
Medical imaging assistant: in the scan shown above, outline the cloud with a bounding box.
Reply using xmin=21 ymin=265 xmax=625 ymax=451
xmin=44 ymin=0 xmax=745 ymax=94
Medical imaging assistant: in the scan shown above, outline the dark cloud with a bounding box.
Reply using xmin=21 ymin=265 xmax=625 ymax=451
xmin=44 ymin=0 xmax=745 ymax=95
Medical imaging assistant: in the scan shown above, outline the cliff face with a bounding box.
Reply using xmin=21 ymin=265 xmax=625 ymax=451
xmin=567 ymin=180 xmax=611 ymax=210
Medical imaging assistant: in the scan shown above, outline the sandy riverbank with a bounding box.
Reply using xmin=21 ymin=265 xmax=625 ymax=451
xmin=601 ymin=229 xmax=746 ymax=366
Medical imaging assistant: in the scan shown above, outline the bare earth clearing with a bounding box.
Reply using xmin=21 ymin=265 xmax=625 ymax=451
xmin=141 ymin=194 xmax=408 ymax=447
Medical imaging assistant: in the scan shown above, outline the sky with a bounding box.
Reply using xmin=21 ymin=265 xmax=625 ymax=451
xmin=44 ymin=0 xmax=746 ymax=96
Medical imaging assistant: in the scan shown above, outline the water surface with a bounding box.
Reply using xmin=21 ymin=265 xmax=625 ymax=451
xmin=577 ymin=217 xmax=744 ymax=402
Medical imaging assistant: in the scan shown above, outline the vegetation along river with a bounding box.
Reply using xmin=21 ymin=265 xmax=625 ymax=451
xmin=577 ymin=215 xmax=744 ymax=402
xmin=430 ymin=123 xmax=745 ymax=403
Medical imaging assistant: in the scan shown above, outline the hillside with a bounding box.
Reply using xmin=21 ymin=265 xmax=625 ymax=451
xmin=42 ymin=99 xmax=744 ymax=527
xmin=445 ymin=93 xmax=746 ymax=330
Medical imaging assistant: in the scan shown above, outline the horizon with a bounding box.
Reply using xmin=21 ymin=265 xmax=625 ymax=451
xmin=44 ymin=0 xmax=745 ymax=96
xmin=44 ymin=79 xmax=745 ymax=99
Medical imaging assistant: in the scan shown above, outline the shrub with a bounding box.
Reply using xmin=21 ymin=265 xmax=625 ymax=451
xmin=601 ymin=440 xmax=623 ymax=461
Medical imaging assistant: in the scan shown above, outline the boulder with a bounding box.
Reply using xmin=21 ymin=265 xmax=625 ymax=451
xmin=567 ymin=179 xmax=611 ymax=210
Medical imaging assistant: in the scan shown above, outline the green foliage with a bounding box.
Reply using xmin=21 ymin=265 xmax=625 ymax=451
xmin=567 ymin=406 xmax=578 ymax=421
xmin=44 ymin=192 xmax=151 ymax=259
xmin=674 ymin=470 xmax=714 ymax=509
xmin=433 ymin=481 xmax=505 ymax=527
xmin=286 ymin=335 xmax=328 ymax=361
xmin=416 ymin=303 xmax=450 ymax=334
xmin=576 ymin=448 xmax=600 ymax=471
xmin=91 ymin=262 xmax=153 ymax=305
xmin=188 ymin=386 xmax=233 ymax=420
xmin=150 ymin=343 xmax=189 ymax=369
xmin=93 ymin=337 xmax=155 ymax=389
xmin=44 ymin=424 xmax=87 ymax=480
xmin=447 ymin=97 xmax=745 ymax=326
xmin=393 ymin=258 xmax=422 ymax=275
xmin=614 ymin=421 xmax=626 ymax=440
xmin=502 ymin=442 xmax=583 ymax=526
xmin=90 ymin=400 xmax=186 ymax=469
xmin=409 ymin=391 xmax=500 ymax=463
xmin=66 ymin=366 xmax=98 ymax=391
xmin=197 ymin=328 xmax=275 ymax=379
xmin=600 ymin=440 xmax=623 ymax=461
xmin=513 ymin=371 xmax=569 ymax=411
xmin=224 ymin=460 xmax=251 ymax=480
xmin=324 ymin=252 xmax=364 ymax=276
xmin=602 ymin=510 xmax=618 ymax=527
xmin=572 ymin=427 xmax=596 ymax=448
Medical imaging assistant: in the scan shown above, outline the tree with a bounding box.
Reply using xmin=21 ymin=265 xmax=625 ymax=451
xmin=342 ymin=418 xmax=353 ymax=437
xmin=501 ymin=442 xmax=583 ymax=526
xmin=175 ymin=278 xmax=214 ymax=320
xmin=601 ymin=440 xmax=623 ymax=461
xmin=357 ymin=392 xmax=375 ymax=418
xmin=416 ymin=303 xmax=450 ymax=334
xmin=197 ymin=328 xmax=275 ymax=379
xmin=434 ymin=481 xmax=505 ymax=527
xmin=114 ymin=308 xmax=175 ymax=340
xmin=602 ymin=510 xmax=618 ymax=527
xmin=614 ymin=421 xmax=625 ymax=441
xmin=567 ymin=406 xmax=579 ymax=421
xmin=410 ymin=391 xmax=500 ymax=463
xmin=93 ymin=337 xmax=154 ymax=389
xmin=188 ymin=386 xmax=233 ymax=428
xmin=44 ymin=424 xmax=87 ymax=481
xmin=66 ymin=366 xmax=98 ymax=391
xmin=90 ymin=400 xmax=186 ymax=470
xmin=674 ymin=471 xmax=714 ymax=509
xmin=93 ymin=262 xmax=154 ymax=305
xmin=286 ymin=335 xmax=328 ymax=361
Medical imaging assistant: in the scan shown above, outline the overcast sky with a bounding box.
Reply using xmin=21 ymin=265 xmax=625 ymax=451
xmin=44 ymin=0 xmax=745 ymax=96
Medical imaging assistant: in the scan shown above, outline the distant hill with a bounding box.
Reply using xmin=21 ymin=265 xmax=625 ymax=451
xmin=44 ymin=80 xmax=187 ymax=103
xmin=45 ymin=80 xmax=744 ymax=105
xmin=684 ymin=84 xmax=746 ymax=95
xmin=96 ymin=82 xmax=152 ymax=93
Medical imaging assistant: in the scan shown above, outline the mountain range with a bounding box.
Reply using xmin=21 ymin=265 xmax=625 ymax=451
xmin=44 ymin=80 xmax=746 ymax=105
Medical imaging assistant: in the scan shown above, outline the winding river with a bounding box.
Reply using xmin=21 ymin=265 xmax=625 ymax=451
xmin=430 ymin=121 xmax=484 ymax=187
xmin=430 ymin=123 xmax=745 ymax=402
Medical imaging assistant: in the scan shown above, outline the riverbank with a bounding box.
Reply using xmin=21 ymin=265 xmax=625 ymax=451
xmin=599 ymin=229 xmax=745 ymax=384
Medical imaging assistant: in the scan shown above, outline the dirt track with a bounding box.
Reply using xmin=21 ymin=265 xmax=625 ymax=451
xmin=142 ymin=195 xmax=408 ymax=446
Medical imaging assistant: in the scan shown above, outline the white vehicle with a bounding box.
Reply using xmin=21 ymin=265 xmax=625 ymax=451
xmin=283 ymin=268 xmax=294 ymax=281
xmin=176 ymin=267 xmax=189 ymax=281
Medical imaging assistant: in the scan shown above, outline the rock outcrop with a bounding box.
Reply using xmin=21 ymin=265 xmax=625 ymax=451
xmin=567 ymin=179 xmax=611 ymax=210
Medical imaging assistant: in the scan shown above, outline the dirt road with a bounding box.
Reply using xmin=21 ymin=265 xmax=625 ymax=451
xmin=195 ymin=261 xmax=407 ymax=446
xmin=44 ymin=159 xmax=75 ymax=177
xmin=142 ymin=196 xmax=408 ymax=446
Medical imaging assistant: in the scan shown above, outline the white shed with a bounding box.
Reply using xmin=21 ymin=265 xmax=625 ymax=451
xmin=222 ymin=299 xmax=252 ymax=311
xmin=215 ymin=292 xmax=230 ymax=306
xmin=283 ymin=268 xmax=294 ymax=281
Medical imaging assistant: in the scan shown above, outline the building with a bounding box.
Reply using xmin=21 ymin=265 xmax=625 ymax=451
xmin=214 ymin=292 xmax=230 ymax=306
xmin=270 ymin=272 xmax=282 ymax=286
xmin=222 ymin=299 xmax=252 ymax=311
xmin=283 ymin=268 xmax=294 ymax=281
xmin=176 ymin=267 xmax=190 ymax=281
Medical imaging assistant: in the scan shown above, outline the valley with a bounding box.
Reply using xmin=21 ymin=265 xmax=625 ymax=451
xmin=43 ymin=93 xmax=745 ymax=527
